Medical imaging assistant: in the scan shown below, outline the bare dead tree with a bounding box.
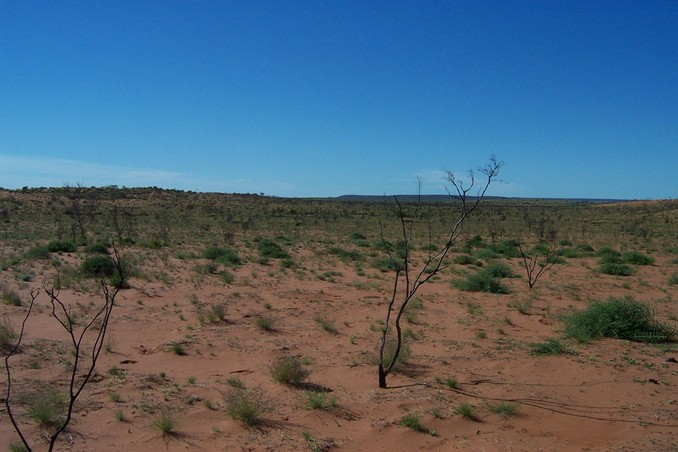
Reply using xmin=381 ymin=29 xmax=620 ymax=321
xmin=377 ymin=156 xmax=502 ymax=388
xmin=3 ymin=247 xmax=127 ymax=451
xmin=517 ymin=242 xmax=560 ymax=289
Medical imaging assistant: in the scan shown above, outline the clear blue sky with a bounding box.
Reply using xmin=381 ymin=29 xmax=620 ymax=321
xmin=1 ymin=1 xmax=676 ymax=199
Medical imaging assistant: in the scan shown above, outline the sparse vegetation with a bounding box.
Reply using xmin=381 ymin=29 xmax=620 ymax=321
xmin=529 ymin=338 xmax=573 ymax=355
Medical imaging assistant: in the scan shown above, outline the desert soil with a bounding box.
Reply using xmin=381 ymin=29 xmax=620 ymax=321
xmin=1 ymin=244 xmax=678 ymax=451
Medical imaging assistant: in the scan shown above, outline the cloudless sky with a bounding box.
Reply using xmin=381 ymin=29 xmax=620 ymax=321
xmin=1 ymin=1 xmax=676 ymax=199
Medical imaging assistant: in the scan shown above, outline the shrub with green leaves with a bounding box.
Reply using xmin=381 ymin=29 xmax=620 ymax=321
xmin=622 ymin=251 xmax=654 ymax=265
xmin=565 ymin=296 xmax=674 ymax=343
xmin=669 ymin=273 xmax=678 ymax=286
xmin=81 ymin=255 xmax=116 ymax=278
xmin=599 ymin=262 xmax=634 ymax=276
xmin=257 ymin=239 xmax=289 ymax=259
xmin=270 ymin=356 xmax=310 ymax=385
xmin=47 ymin=239 xmax=77 ymax=253
xmin=453 ymin=269 xmax=510 ymax=294
xmin=24 ymin=245 xmax=50 ymax=260
xmin=202 ymin=246 xmax=242 ymax=267
xmin=484 ymin=261 xmax=515 ymax=278
xmin=487 ymin=239 xmax=521 ymax=257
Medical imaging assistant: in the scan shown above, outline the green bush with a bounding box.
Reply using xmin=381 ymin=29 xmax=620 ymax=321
xmin=599 ymin=262 xmax=634 ymax=276
xmin=270 ymin=356 xmax=310 ymax=386
xmin=453 ymin=270 xmax=510 ymax=294
xmin=484 ymin=262 xmax=515 ymax=278
xmin=24 ymin=245 xmax=50 ymax=260
xmin=453 ymin=254 xmax=474 ymax=265
xmin=47 ymin=239 xmax=76 ymax=253
xmin=622 ymin=251 xmax=654 ymax=265
xmin=487 ymin=240 xmax=521 ymax=257
xmin=328 ymin=247 xmax=362 ymax=263
xmin=81 ymin=255 xmax=116 ymax=278
xmin=202 ymin=246 xmax=241 ymax=267
xmin=85 ymin=242 xmax=109 ymax=254
xmin=257 ymin=239 xmax=289 ymax=259
xmin=669 ymin=273 xmax=678 ymax=286
xmin=565 ymin=296 xmax=674 ymax=343
xmin=372 ymin=257 xmax=404 ymax=272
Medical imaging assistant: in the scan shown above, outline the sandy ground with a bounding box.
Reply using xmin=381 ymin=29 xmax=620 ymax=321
xmin=1 ymin=246 xmax=677 ymax=451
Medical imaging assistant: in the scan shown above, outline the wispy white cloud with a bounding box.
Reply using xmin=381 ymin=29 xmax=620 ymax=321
xmin=0 ymin=154 xmax=298 ymax=195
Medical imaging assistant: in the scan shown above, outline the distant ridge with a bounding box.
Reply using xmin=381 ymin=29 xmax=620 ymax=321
xmin=335 ymin=194 xmax=629 ymax=204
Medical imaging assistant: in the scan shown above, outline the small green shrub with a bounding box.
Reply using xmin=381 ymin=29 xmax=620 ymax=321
xmin=453 ymin=270 xmax=510 ymax=294
xmin=24 ymin=245 xmax=50 ymax=260
xmin=170 ymin=341 xmax=186 ymax=356
xmin=328 ymin=247 xmax=362 ymax=263
xmin=226 ymin=377 xmax=245 ymax=389
xmin=490 ymin=401 xmax=519 ymax=417
xmin=24 ymin=388 xmax=66 ymax=429
xmin=455 ymin=403 xmax=478 ymax=421
xmin=315 ymin=316 xmax=338 ymax=334
xmin=257 ymin=239 xmax=289 ymax=259
xmin=622 ymin=251 xmax=654 ymax=265
xmin=270 ymin=356 xmax=310 ymax=385
xmin=453 ymin=254 xmax=474 ymax=265
xmin=255 ymin=315 xmax=276 ymax=332
xmin=153 ymin=412 xmax=177 ymax=437
xmin=305 ymin=391 xmax=337 ymax=410
xmin=0 ymin=316 xmax=17 ymax=351
xmin=376 ymin=338 xmax=411 ymax=372
xmin=399 ymin=413 xmax=423 ymax=431
xmin=445 ymin=377 xmax=459 ymax=389
xmin=47 ymin=239 xmax=77 ymax=253
xmin=2 ymin=287 xmax=22 ymax=306
xmin=81 ymin=255 xmax=116 ymax=278
xmin=85 ymin=242 xmax=109 ymax=254
xmin=487 ymin=240 xmax=521 ymax=257
xmin=669 ymin=273 xmax=678 ymax=286
xmin=484 ymin=261 xmax=515 ymax=278
xmin=225 ymin=386 xmax=269 ymax=426
xmin=372 ymin=257 xmax=404 ymax=272
xmin=565 ymin=296 xmax=674 ymax=343
xmin=599 ymin=262 xmax=634 ymax=276
xmin=199 ymin=303 xmax=227 ymax=324
xmin=202 ymin=246 xmax=242 ymax=267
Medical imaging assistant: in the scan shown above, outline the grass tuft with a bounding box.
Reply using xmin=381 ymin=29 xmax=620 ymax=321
xmin=270 ymin=356 xmax=311 ymax=386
